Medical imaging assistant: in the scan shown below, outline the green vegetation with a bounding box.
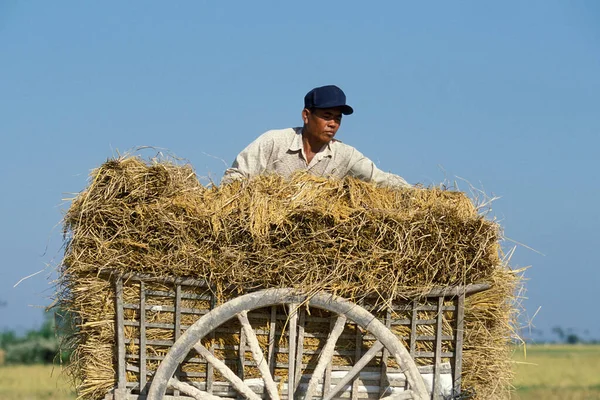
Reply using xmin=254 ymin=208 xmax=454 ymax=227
xmin=0 ymin=309 xmax=73 ymax=365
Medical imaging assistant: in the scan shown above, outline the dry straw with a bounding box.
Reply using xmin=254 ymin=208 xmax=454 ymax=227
xmin=58 ymin=156 xmax=520 ymax=399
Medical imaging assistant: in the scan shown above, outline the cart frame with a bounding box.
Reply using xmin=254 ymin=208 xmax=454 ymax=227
xmin=103 ymin=272 xmax=489 ymax=400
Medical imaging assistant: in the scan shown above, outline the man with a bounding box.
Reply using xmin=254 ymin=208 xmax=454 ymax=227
xmin=221 ymin=85 xmax=410 ymax=188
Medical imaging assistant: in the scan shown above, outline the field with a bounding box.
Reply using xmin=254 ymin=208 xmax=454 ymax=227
xmin=0 ymin=364 xmax=76 ymax=400
xmin=0 ymin=345 xmax=599 ymax=400
xmin=512 ymin=344 xmax=600 ymax=400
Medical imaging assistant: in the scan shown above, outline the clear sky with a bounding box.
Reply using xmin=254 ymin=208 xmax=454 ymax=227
xmin=1 ymin=1 xmax=599 ymax=340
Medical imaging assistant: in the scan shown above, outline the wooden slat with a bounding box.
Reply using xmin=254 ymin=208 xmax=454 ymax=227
xmin=323 ymin=341 xmax=384 ymax=400
xmin=101 ymin=270 xmax=211 ymax=288
xmin=126 ymin=352 xmax=455 ymax=369
xmin=305 ymin=315 xmax=347 ymax=400
xmin=194 ymin=344 xmax=261 ymax=400
xmin=127 ymin=338 xmax=454 ymax=358
xmin=453 ymin=294 xmax=465 ymax=396
xmin=409 ymin=300 xmax=418 ymax=358
xmin=101 ymin=269 xmax=489 ymax=298
xmin=115 ymin=276 xmax=127 ymax=391
xmin=139 ymin=281 xmax=147 ymax=394
xmin=122 ymin=303 xmax=210 ymax=316
xmin=239 ymin=320 xmax=247 ymax=381
xmin=145 ymin=289 xmax=212 ymax=301
xmin=295 ymin=308 xmax=305 ymax=393
xmin=424 ymin=283 xmax=491 ymax=297
xmin=432 ymin=296 xmax=444 ymax=398
xmin=323 ymin=316 xmax=334 ymax=397
xmin=379 ymin=307 xmax=392 ymax=397
xmin=238 ymin=311 xmax=280 ymax=400
xmin=351 ymin=322 xmax=362 ymax=400
xmin=390 ymin=304 xmax=456 ymax=312
xmin=173 ymin=284 xmax=182 ymax=397
xmin=287 ymin=303 xmax=298 ymax=399
xmin=207 ymin=292 xmax=216 ymax=394
xmin=406 ymin=300 xmax=418 ymax=392
xmin=267 ymin=306 xmax=277 ymax=381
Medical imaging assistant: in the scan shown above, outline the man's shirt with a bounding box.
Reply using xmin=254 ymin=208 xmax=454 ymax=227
xmin=222 ymin=128 xmax=410 ymax=188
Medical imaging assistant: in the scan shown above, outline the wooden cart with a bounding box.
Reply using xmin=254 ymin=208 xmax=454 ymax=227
xmin=104 ymin=272 xmax=489 ymax=400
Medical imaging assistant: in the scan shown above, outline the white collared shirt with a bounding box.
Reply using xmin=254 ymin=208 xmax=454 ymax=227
xmin=222 ymin=128 xmax=410 ymax=188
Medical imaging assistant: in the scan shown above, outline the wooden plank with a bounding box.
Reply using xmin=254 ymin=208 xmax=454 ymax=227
xmin=323 ymin=317 xmax=334 ymax=397
xmin=102 ymin=269 xmax=490 ymax=299
xmin=432 ymin=296 xmax=444 ymax=399
xmin=139 ymin=281 xmax=147 ymax=394
xmin=323 ymin=341 xmax=384 ymax=400
xmin=168 ymin=377 xmax=223 ymax=400
xmin=409 ymin=300 xmax=418 ymax=358
xmin=351 ymin=321 xmax=362 ymax=400
xmin=424 ymin=283 xmax=490 ymax=298
xmin=453 ymin=294 xmax=465 ymax=396
xmin=194 ymin=344 xmax=261 ymax=400
xmin=390 ymin=304 xmax=456 ymax=312
xmin=287 ymin=303 xmax=298 ymax=399
xmin=239 ymin=320 xmax=247 ymax=393
xmin=267 ymin=306 xmax=277 ymax=381
xmin=145 ymin=290 xmax=212 ymax=301
xmin=173 ymin=283 xmax=182 ymax=397
xmin=379 ymin=307 xmax=392 ymax=397
xmin=125 ymin=339 xmax=452 ymax=358
xmin=207 ymin=292 xmax=216 ymax=394
xmin=305 ymin=314 xmax=347 ymax=400
xmin=295 ymin=308 xmax=305 ymax=393
xmin=238 ymin=311 xmax=280 ymax=400
xmin=115 ymin=276 xmax=127 ymax=391
xmin=406 ymin=300 xmax=418 ymax=393
xmin=100 ymin=270 xmax=211 ymax=289
xmin=122 ymin=303 xmax=210 ymax=316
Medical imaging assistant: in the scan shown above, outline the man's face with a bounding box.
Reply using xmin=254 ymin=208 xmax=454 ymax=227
xmin=302 ymin=107 xmax=343 ymax=145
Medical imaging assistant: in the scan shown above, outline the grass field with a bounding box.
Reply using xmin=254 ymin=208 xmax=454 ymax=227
xmin=0 ymin=364 xmax=76 ymax=400
xmin=512 ymin=344 xmax=600 ymax=400
xmin=0 ymin=344 xmax=599 ymax=399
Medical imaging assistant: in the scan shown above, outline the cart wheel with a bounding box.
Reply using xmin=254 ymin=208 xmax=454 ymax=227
xmin=147 ymin=288 xmax=429 ymax=400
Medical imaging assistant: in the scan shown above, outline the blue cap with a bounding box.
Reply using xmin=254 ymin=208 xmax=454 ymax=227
xmin=304 ymin=85 xmax=354 ymax=115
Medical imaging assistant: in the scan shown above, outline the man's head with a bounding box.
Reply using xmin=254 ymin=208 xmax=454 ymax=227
xmin=301 ymin=85 xmax=353 ymax=146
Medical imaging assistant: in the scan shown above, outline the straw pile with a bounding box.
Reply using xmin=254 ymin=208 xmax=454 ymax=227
xmin=59 ymin=156 xmax=519 ymax=400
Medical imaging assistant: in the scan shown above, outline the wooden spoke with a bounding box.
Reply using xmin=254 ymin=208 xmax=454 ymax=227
xmin=194 ymin=343 xmax=262 ymax=400
xmin=322 ymin=341 xmax=384 ymax=400
xmin=380 ymin=390 xmax=415 ymax=400
xmin=147 ymin=288 xmax=430 ymax=400
xmin=237 ymin=311 xmax=280 ymax=400
xmin=168 ymin=377 xmax=223 ymax=400
xmin=303 ymin=314 xmax=347 ymax=400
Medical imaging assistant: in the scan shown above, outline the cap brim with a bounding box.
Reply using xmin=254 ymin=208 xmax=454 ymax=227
xmin=341 ymin=105 xmax=354 ymax=115
xmin=310 ymin=103 xmax=354 ymax=115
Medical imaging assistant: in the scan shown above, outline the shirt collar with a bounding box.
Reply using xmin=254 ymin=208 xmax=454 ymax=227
xmin=289 ymin=127 xmax=335 ymax=159
xmin=289 ymin=128 xmax=303 ymax=152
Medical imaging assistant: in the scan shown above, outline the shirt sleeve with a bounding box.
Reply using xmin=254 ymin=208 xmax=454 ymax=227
xmin=347 ymin=149 xmax=411 ymax=188
xmin=221 ymin=132 xmax=274 ymax=185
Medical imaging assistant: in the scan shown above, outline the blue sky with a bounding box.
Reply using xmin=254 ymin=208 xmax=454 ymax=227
xmin=1 ymin=1 xmax=599 ymax=340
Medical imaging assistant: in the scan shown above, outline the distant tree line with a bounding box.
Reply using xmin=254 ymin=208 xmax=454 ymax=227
xmin=526 ymin=326 xmax=600 ymax=345
xmin=0 ymin=308 xmax=74 ymax=365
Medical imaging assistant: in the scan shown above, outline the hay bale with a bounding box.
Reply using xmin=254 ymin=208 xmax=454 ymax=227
xmin=58 ymin=156 xmax=519 ymax=399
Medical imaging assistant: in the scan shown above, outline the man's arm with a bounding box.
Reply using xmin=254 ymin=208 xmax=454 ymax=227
xmin=346 ymin=149 xmax=411 ymax=188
